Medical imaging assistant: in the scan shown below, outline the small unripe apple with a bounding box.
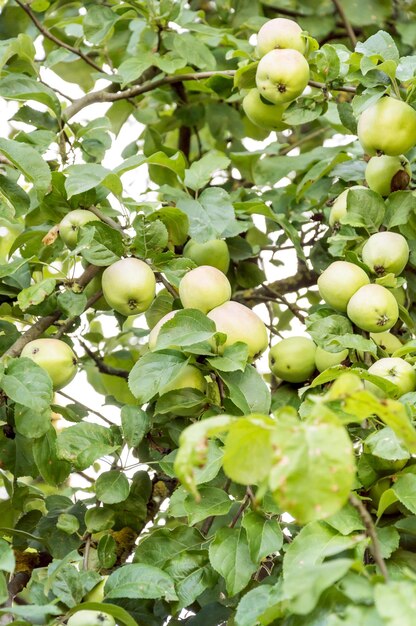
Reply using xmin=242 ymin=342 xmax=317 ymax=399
xmin=365 ymin=155 xmax=411 ymax=196
xmin=148 ymin=311 xmax=178 ymax=351
xmin=67 ymin=610 xmax=115 ymax=626
xmin=101 ymin=258 xmax=156 ymax=316
xmin=328 ymin=186 xmax=367 ymax=227
xmin=255 ymin=49 xmax=310 ymax=105
xmin=361 ymin=231 xmax=409 ymax=276
xmin=59 ymin=209 xmax=100 ymax=249
xmin=207 ymin=301 xmax=268 ymax=358
xmin=315 ymin=346 xmax=349 ymax=372
xmin=358 ymin=97 xmax=416 ymax=156
xmin=269 ymin=336 xmax=316 ymax=383
xmin=183 ymin=239 xmax=230 ymax=274
xmin=367 ymin=357 xmax=416 ymax=396
xmin=370 ymin=331 xmax=402 ymax=354
xmin=347 ymin=284 xmax=399 ymax=333
xmin=256 ymin=18 xmax=306 ymax=57
xmin=21 ymin=338 xmax=77 ymax=390
xmin=160 ymin=364 xmax=206 ymax=395
xmin=318 ymin=261 xmax=370 ymax=312
xmin=179 ymin=266 xmax=231 ymax=314
xmin=242 ymin=89 xmax=288 ymax=131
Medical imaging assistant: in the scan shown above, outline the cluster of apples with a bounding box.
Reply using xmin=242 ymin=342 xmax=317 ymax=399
xmin=242 ymin=17 xmax=310 ymax=131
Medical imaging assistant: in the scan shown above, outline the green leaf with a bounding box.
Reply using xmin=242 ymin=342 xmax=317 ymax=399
xmin=341 ymin=188 xmax=385 ymax=232
xmin=147 ymin=151 xmax=187 ymax=181
xmin=221 ymin=365 xmax=271 ymax=415
xmin=57 ymin=290 xmax=88 ymax=317
xmin=375 ymin=581 xmax=416 ymax=626
xmin=128 ymin=351 xmax=188 ymax=404
xmin=57 ymin=513 xmax=80 ymax=535
xmin=0 ymin=138 xmax=51 ymax=198
xmin=177 ymin=187 xmax=240 ymax=243
xmin=234 ymin=62 xmax=258 ymax=90
xmin=0 ymin=605 xmax=61 ymax=624
xmin=235 ymin=583 xmax=283 ymax=626
xmin=306 ymin=314 xmax=353 ymax=351
xmin=384 ymin=191 xmax=416 ymax=228
xmin=97 ymin=534 xmax=117 ymax=569
xmin=0 ymin=538 xmax=15 ymax=573
xmin=64 ymin=164 xmax=122 ymax=197
xmin=173 ymin=32 xmax=216 ymax=70
xmin=356 ymin=30 xmax=399 ymax=61
xmin=134 ymin=526 xmax=205 ymax=568
xmin=85 ymin=507 xmax=115 ymax=533
xmin=392 ymin=473 xmax=416 ymax=513
xmin=155 ymin=309 xmax=216 ymax=351
xmin=105 ymin=563 xmax=177 ymax=601
xmin=184 ymin=151 xmax=231 ymax=191
xmin=365 ymin=427 xmax=410 ymax=461
xmin=184 ymin=487 xmax=232 ymax=525
xmin=78 ymin=222 xmax=124 ymax=266
xmin=209 ymin=527 xmax=257 ymax=596
xmin=376 ymin=526 xmax=400 ymax=559
xmin=14 ymin=404 xmax=51 ymax=439
xmin=269 ymin=412 xmax=356 ymax=523
xmin=96 ymin=471 xmax=130 ymax=504
xmin=120 ymin=405 xmax=150 ymax=447
xmin=132 ymin=217 xmax=169 ymax=259
xmin=83 ymin=5 xmax=119 ymax=44
xmin=56 ymin=423 xmax=119 ymax=470
xmin=1 ymin=358 xmax=53 ymax=412
xmin=206 ymin=343 xmax=249 ymax=372
xmin=17 ymin=278 xmax=56 ymax=312
xmin=242 ymin=511 xmax=283 ymax=563
xmin=0 ymin=74 xmax=61 ymax=117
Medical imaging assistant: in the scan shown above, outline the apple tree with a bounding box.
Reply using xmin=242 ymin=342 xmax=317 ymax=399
xmin=2 ymin=0 xmax=416 ymax=624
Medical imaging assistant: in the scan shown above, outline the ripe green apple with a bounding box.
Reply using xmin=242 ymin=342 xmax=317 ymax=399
xmin=255 ymin=48 xmax=310 ymax=104
xmin=183 ymin=238 xmax=230 ymax=274
xmin=370 ymin=331 xmax=402 ymax=354
xmin=347 ymin=284 xmax=399 ymax=333
xmin=362 ymin=231 xmax=409 ymax=276
xmin=101 ymin=258 xmax=156 ymax=316
xmin=365 ymin=155 xmax=411 ymax=196
xmin=328 ymin=186 xmax=367 ymax=227
xmin=207 ymin=301 xmax=268 ymax=359
xmin=369 ymin=477 xmax=400 ymax=515
xmin=357 ymin=97 xmax=416 ymax=156
xmin=159 ymin=364 xmax=206 ymax=395
xmin=256 ymin=17 xmax=306 ymax=57
xmin=368 ymin=357 xmax=416 ymax=396
xmin=59 ymin=209 xmax=100 ymax=249
xmin=21 ymin=338 xmax=77 ymax=390
xmin=269 ymin=336 xmax=316 ymax=383
xmin=315 ymin=346 xmax=349 ymax=372
xmin=179 ymin=266 xmax=231 ymax=314
xmin=84 ymin=577 xmax=108 ymax=602
xmin=317 ymin=261 xmax=370 ymax=312
xmin=242 ymin=89 xmax=289 ymax=131
xmin=67 ymin=610 xmax=115 ymax=626
xmin=148 ymin=311 xmax=178 ymax=351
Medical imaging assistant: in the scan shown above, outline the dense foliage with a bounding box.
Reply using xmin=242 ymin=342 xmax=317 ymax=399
xmin=2 ymin=0 xmax=416 ymax=624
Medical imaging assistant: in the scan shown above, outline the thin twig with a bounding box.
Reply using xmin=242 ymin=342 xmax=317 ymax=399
xmin=14 ymin=0 xmax=105 ymax=73
xmin=308 ymin=79 xmax=356 ymax=93
xmin=155 ymin=272 xmax=179 ymax=298
xmin=83 ymin=534 xmax=92 ymax=570
xmin=87 ymin=206 xmax=125 ymax=234
xmin=79 ymin=339 xmax=129 ymax=379
xmin=349 ymin=494 xmax=389 ymax=580
xmin=331 ymin=0 xmax=357 ymax=47
xmin=229 ymin=493 xmax=250 ymax=529
xmin=57 ymin=390 xmax=114 ymax=427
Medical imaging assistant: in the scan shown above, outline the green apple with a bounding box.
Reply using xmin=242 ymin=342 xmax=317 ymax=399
xmin=102 ymin=258 xmax=156 ymax=316
xmin=315 ymin=346 xmax=349 ymax=372
xmin=256 ymin=17 xmax=306 ymax=57
xmin=370 ymin=331 xmax=402 ymax=354
xmin=59 ymin=209 xmax=100 ymax=249
xmin=84 ymin=577 xmax=108 ymax=602
xmin=269 ymin=336 xmax=316 ymax=383
xmin=67 ymin=610 xmax=115 ymax=626
xmin=328 ymin=186 xmax=367 ymax=227
xmin=369 ymin=477 xmax=400 ymax=515
xmin=317 ymin=261 xmax=370 ymax=312
xmin=242 ymin=89 xmax=289 ymax=131
xmin=365 ymin=155 xmax=411 ymax=196
xmin=255 ymin=48 xmax=310 ymax=104
xmin=207 ymin=301 xmax=268 ymax=358
xmin=362 ymin=231 xmax=409 ymax=276
xmin=148 ymin=311 xmax=178 ymax=351
xmin=160 ymin=364 xmax=206 ymax=395
xmin=21 ymin=338 xmax=77 ymax=390
xmin=357 ymin=97 xmax=416 ymax=156
xmin=179 ymin=266 xmax=231 ymax=314
xmin=83 ymin=270 xmax=111 ymax=311
xmin=368 ymin=357 xmax=416 ymax=396
xmin=347 ymin=284 xmax=399 ymax=333
xmin=183 ymin=238 xmax=230 ymax=274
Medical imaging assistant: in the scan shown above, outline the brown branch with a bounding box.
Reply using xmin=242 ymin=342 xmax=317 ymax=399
xmin=172 ymin=82 xmax=191 ymax=159
xmin=14 ymin=0 xmax=104 ymax=73
xmin=252 ymin=263 xmax=319 ymax=299
xmin=57 ymin=390 xmax=114 ymax=426
xmin=331 ymin=0 xmax=357 ymax=48
xmin=79 ymin=339 xmax=129 ymax=379
xmin=87 ymin=206 xmax=125 ymax=234
xmin=155 ymin=272 xmax=178 ymax=298
xmin=349 ymin=494 xmax=389 ymax=580
xmin=63 ymin=70 xmax=237 ymax=120
xmin=308 ymin=80 xmax=356 ymax=94
xmin=229 ymin=493 xmax=250 ymax=529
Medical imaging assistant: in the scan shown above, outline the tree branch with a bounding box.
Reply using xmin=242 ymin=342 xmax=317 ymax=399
xmin=87 ymin=206 xmax=125 ymax=234
xmin=79 ymin=339 xmax=129 ymax=379
xmin=349 ymin=494 xmax=389 ymax=580
xmin=252 ymin=263 xmax=319 ymax=298
xmin=14 ymin=0 xmax=105 ymax=73
xmin=57 ymin=390 xmax=114 ymax=426
xmin=308 ymin=80 xmax=356 ymax=94
xmin=331 ymin=0 xmax=357 ymax=48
